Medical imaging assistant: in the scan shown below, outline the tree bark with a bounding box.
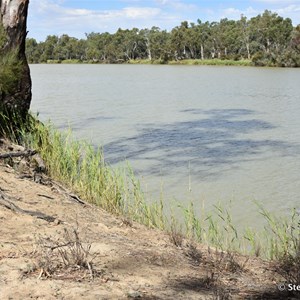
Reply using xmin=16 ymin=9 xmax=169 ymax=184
xmin=0 ymin=0 xmax=31 ymax=115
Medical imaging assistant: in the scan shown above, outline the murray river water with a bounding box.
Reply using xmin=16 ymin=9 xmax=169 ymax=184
xmin=30 ymin=64 xmax=300 ymax=226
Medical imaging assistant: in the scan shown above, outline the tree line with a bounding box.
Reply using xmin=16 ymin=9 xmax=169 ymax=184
xmin=26 ymin=10 xmax=300 ymax=67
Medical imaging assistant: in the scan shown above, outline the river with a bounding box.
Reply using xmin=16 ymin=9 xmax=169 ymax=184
xmin=30 ymin=64 xmax=300 ymax=226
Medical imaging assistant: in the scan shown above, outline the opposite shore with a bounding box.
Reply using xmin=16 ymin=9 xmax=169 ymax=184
xmin=32 ymin=58 xmax=253 ymax=67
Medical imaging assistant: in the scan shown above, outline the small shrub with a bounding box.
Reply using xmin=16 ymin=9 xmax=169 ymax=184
xmin=207 ymin=247 xmax=247 ymax=273
xmin=184 ymin=241 xmax=202 ymax=266
xmin=169 ymin=215 xmax=184 ymax=247
xmin=34 ymin=226 xmax=99 ymax=280
xmin=278 ymin=250 xmax=300 ymax=286
xmin=169 ymin=225 xmax=184 ymax=247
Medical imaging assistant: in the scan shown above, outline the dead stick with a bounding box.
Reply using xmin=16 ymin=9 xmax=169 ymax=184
xmin=0 ymin=149 xmax=37 ymax=159
xmin=37 ymin=193 xmax=55 ymax=200
xmin=87 ymin=261 xmax=93 ymax=280
xmin=0 ymin=192 xmax=57 ymax=223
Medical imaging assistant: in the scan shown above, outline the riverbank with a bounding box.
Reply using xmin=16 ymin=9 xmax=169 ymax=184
xmin=42 ymin=58 xmax=253 ymax=67
xmin=1 ymin=113 xmax=300 ymax=298
xmin=129 ymin=58 xmax=253 ymax=66
xmin=0 ymin=138 xmax=292 ymax=299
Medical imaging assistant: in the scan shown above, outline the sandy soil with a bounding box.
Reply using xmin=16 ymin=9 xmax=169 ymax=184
xmin=0 ymin=139 xmax=293 ymax=299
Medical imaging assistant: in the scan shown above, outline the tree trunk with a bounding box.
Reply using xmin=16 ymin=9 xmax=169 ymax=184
xmin=246 ymin=43 xmax=250 ymax=59
xmin=0 ymin=0 xmax=31 ymax=116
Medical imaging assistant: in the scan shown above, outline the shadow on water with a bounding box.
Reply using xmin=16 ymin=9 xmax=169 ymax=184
xmin=104 ymin=109 xmax=297 ymax=181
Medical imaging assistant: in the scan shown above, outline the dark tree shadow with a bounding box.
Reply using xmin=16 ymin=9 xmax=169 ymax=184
xmin=168 ymin=276 xmax=298 ymax=299
xmin=103 ymin=109 xmax=298 ymax=181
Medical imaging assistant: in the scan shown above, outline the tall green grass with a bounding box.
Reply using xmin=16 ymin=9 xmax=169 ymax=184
xmin=1 ymin=113 xmax=299 ymax=262
xmin=15 ymin=116 xmax=166 ymax=229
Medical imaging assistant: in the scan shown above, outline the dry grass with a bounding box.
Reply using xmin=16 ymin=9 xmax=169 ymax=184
xmin=207 ymin=247 xmax=249 ymax=274
xmin=276 ymin=242 xmax=300 ymax=294
xmin=184 ymin=241 xmax=202 ymax=266
xmin=168 ymin=219 xmax=184 ymax=248
xmin=33 ymin=226 xmax=100 ymax=280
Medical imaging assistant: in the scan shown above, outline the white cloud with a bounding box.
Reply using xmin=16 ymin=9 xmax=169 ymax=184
xmin=27 ymin=0 xmax=300 ymax=41
xmin=28 ymin=0 xmax=182 ymax=40
xmin=155 ymin=0 xmax=197 ymax=11
xmin=30 ymin=0 xmax=160 ymax=19
xmin=274 ymin=5 xmax=300 ymax=24
xmin=217 ymin=4 xmax=299 ymax=24
xmin=254 ymin=0 xmax=300 ymax=3
xmin=220 ymin=6 xmax=259 ymax=20
xmin=276 ymin=4 xmax=300 ymax=13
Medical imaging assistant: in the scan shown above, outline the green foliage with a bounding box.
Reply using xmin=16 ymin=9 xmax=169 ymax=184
xmin=0 ymin=50 xmax=24 ymax=94
xmin=168 ymin=59 xmax=252 ymax=66
xmin=0 ymin=24 xmax=23 ymax=95
xmin=25 ymin=11 xmax=299 ymax=67
xmin=0 ymin=107 xmax=34 ymax=140
xmin=0 ymin=24 xmax=7 ymax=49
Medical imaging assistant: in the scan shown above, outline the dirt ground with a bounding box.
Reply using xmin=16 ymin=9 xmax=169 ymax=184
xmin=0 ymin=138 xmax=295 ymax=299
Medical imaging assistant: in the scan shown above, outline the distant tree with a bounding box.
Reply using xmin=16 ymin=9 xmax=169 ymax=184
xmin=25 ymin=10 xmax=300 ymax=67
xmin=193 ymin=20 xmax=208 ymax=60
xmin=26 ymin=38 xmax=40 ymax=63
xmin=250 ymin=11 xmax=293 ymax=54
xmin=291 ymin=25 xmax=300 ymax=52
xmin=237 ymin=16 xmax=251 ymax=59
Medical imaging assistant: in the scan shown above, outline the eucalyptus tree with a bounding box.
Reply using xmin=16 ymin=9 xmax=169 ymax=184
xmin=291 ymin=25 xmax=300 ymax=52
xmin=249 ymin=10 xmax=293 ymax=55
xmin=140 ymin=27 xmax=171 ymax=61
xmin=39 ymin=35 xmax=59 ymax=62
xmin=54 ymin=34 xmax=76 ymax=60
xmin=170 ymin=21 xmax=191 ymax=60
xmin=237 ymin=16 xmax=251 ymax=59
xmin=0 ymin=0 xmax=31 ymax=117
xmin=280 ymin=24 xmax=300 ymax=67
xmin=121 ymin=28 xmax=145 ymax=60
xmin=85 ymin=32 xmax=102 ymax=61
xmin=219 ymin=18 xmax=241 ymax=58
xmin=23 ymin=9 xmax=300 ymax=67
xmin=25 ymin=38 xmax=40 ymax=63
xmin=195 ymin=20 xmax=211 ymax=60
xmin=76 ymin=39 xmax=88 ymax=61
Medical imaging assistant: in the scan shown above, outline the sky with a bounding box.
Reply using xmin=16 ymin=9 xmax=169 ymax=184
xmin=27 ymin=0 xmax=300 ymax=41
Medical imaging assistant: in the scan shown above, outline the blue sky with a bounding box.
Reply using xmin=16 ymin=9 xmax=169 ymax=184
xmin=28 ymin=0 xmax=300 ymax=41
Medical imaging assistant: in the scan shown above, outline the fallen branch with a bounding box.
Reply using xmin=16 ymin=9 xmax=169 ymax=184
xmin=69 ymin=193 xmax=86 ymax=205
xmin=37 ymin=193 xmax=55 ymax=200
xmin=50 ymin=180 xmax=88 ymax=206
xmin=0 ymin=191 xmax=58 ymax=223
xmin=0 ymin=149 xmax=37 ymax=159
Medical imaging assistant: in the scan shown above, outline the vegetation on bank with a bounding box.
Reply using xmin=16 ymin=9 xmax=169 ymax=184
xmin=0 ymin=24 xmax=23 ymax=96
xmin=43 ymin=58 xmax=253 ymax=67
xmin=1 ymin=111 xmax=299 ymax=268
xmin=168 ymin=59 xmax=252 ymax=66
xmin=26 ymin=10 xmax=300 ymax=67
